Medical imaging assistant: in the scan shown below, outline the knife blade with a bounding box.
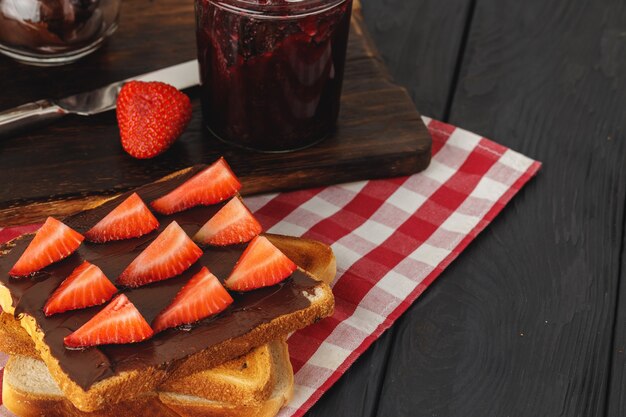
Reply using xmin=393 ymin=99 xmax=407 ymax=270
xmin=0 ymin=60 xmax=200 ymax=139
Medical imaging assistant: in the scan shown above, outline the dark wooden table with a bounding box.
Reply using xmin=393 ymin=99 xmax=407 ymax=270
xmin=310 ymin=1 xmax=626 ymax=416
xmin=3 ymin=0 xmax=626 ymax=416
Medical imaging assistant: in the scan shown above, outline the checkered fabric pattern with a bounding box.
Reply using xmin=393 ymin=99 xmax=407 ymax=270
xmin=0 ymin=117 xmax=540 ymax=416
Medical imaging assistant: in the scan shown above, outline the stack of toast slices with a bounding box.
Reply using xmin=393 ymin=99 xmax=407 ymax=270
xmin=0 ymin=163 xmax=336 ymax=417
xmin=0 ymin=320 xmax=295 ymax=417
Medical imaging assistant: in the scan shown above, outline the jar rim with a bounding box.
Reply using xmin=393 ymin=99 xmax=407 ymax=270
xmin=206 ymin=0 xmax=350 ymax=18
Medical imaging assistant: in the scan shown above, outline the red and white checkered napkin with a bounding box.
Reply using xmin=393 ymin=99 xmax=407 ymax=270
xmin=0 ymin=117 xmax=541 ymax=416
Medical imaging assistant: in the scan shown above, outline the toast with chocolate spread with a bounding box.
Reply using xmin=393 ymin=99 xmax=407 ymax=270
xmin=0 ymin=163 xmax=335 ymax=412
xmin=0 ymin=234 xmax=334 ymax=416
xmin=2 ymin=339 xmax=293 ymax=417
xmin=0 ymin=312 xmax=281 ymax=407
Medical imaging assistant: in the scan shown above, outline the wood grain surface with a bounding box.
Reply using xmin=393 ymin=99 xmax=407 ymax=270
xmin=0 ymin=0 xmax=431 ymax=226
xmin=361 ymin=0 xmax=473 ymax=120
xmin=373 ymin=1 xmax=626 ymax=417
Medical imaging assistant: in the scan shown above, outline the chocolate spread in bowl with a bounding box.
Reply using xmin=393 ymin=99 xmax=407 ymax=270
xmin=0 ymin=0 xmax=106 ymax=53
xmin=0 ymin=165 xmax=321 ymax=390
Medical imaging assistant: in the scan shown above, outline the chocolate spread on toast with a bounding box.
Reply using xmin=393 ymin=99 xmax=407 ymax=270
xmin=0 ymin=166 xmax=319 ymax=390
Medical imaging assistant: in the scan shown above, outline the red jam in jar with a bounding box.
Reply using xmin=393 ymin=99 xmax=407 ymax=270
xmin=195 ymin=0 xmax=353 ymax=152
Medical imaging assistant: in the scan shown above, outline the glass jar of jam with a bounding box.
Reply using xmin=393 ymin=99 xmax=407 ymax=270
xmin=0 ymin=0 xmax=121 ymax=66
xmin=195 ymin=0 xmax=353 ymax=152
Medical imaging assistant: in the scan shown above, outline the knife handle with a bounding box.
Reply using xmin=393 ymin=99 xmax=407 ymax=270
xmin=0 ymin=100 xmax=66 ymax=139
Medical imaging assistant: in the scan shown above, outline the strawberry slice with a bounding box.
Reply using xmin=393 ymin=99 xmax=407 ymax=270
xmin=224 ymin=236 xmax=297 ymax=292
xmin=10 ymin=217 xmax=84 ymax=277
xmin=193 ymin=198 xmax=262 ymax=246
xmin=117 ymin=221 xmax=203 ymax=288
xmin=64 ymin=294 xmax=153 ymax=349
xmin=152 ymin=266 xmax=233 ymax=333
xmin=84 ymin=193 xmax=159 ymax=243
xmin=151 ymin=158 xmax=242 ymax=215
xmin=44 ymin=261 xmax=118 ymax=316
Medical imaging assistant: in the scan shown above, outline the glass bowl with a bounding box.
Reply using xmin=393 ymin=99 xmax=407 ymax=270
xmin=0 ymin=0 xmax=121 ymax=66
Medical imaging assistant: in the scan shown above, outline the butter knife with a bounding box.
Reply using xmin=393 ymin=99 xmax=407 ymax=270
xmin=0 ymin=60 xmax=200 ymax=139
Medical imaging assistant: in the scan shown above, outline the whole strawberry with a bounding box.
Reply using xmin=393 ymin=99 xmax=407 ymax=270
xmin=116 ymin=81 xmax=192 ymax=159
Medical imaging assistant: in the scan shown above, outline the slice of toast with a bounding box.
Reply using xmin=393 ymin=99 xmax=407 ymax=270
xmin=3 ymin=355 xmax=185 ymax=417
xmin=158 ymin=339 xmax=276 ymax=406
xmin=158 ymin=339 xmax=294 ymax=417
xmin=0 ymin=165 xmax=336 ymax=412
xmin=2 ymin=340 xmax=293 ymax=417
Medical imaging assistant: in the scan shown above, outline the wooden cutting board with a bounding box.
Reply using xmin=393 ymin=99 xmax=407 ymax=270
xmin=0 ymin=0 xmax=431 ymax=226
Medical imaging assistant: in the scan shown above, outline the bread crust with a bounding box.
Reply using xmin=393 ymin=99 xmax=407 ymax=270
xmin=267 ymin=234 xmax=336 ymax=286
xmin=0 ymin=310 xmax=37 ymax=357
